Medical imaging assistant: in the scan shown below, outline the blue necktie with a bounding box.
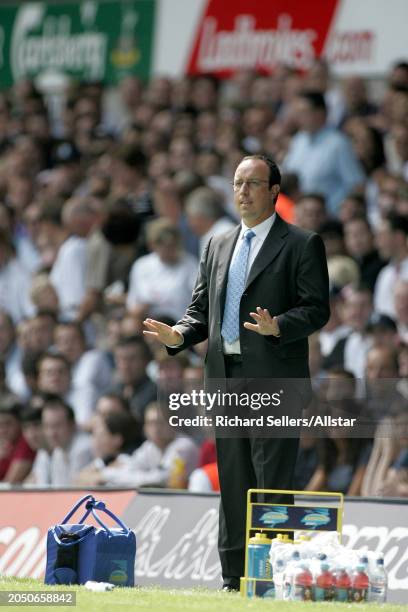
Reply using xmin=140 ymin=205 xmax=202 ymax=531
xmin=221 ymin=229 xmax=255 ymax=343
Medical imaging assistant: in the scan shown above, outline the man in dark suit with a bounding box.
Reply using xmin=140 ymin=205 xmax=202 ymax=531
xmin=143 ymin=155 xmax=330 ymax=590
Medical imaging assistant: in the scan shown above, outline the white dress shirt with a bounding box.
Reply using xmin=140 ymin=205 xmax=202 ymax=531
xmin=127 ymin=252 xmax=198 ymax=321
xmin=67 ymin=350 xmax=113 ymax=426
xmin=100 ymin=435 xmax=199 ymax=487
xmin=31 ymin=432 xmax=93 ymax=486
xmin=199 ymin=217 xmax=236 ymax=256
xmin=50 ymin=236 xmax=88 ymax=321
xmin=374 ymin=258 xmax=408 ymax=318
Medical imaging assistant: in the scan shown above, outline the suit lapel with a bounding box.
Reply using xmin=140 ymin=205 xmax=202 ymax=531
xmin=245 ymin=214 xmax=288 ymax=289
xmin=217 ymin=225 xmax=241 ymax=315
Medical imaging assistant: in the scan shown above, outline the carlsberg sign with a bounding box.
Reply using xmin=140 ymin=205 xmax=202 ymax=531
xmin=0 ymin=1 xmax=155 ymax=88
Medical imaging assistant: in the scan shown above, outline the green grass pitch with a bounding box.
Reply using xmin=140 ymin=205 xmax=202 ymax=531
xmin=0 ymin=578 xmax=405 ymax=611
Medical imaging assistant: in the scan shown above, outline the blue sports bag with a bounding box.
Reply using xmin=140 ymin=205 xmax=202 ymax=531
xmin=45 ymin=494 xmax=136 ymax=586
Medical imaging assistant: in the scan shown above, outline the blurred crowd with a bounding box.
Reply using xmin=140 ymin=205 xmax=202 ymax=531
xmin=0 ymin=58 xmax=407 ymax=497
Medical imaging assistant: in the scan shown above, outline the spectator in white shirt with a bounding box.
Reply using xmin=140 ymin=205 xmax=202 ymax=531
xmin=185 ymin=187 xmax=235 ymax=255
xmin=98 ymin=402 xmax=199 ymax=488
xmin=127 ymin=219 xmax=198 ymax=322
xmin=394 ymin=279 xmax=408 ymax=343
xmin=374 ymin=213 xmax=408 ymax=318
xmin=284 ymin=91 xmax=365 ymax=214
xmin=54 ymin=322 xmax=113 ymax=427
xmin=0 ymin=228 xmax=34 ymax=323
xmin=27 ymin=397 xmax=92 ymax=486
xmin=36 ymin=352 xmax=89 ymax=425
xmin=50 ymin=197 xmax=99 ymax=321
xmin=111 ymin=335 xmax=156 ymax=423
xmin=324 ymin=285 xmax=373 ymax=381
xmin=75 ymin=412 xmax=143 ymax=486
xmin=0 ymin=310 xmax=26 ymax=397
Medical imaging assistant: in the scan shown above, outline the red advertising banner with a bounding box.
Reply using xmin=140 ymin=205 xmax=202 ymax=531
xmin=187 ymin=0 xmax=340 ymax=76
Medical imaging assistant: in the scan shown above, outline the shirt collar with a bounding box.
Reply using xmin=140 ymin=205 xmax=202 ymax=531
xmin=240 ymin=212 xmax=276 ymax=241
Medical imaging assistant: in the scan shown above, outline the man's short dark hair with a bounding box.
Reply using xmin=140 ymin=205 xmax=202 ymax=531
xmin=101 ymin=202 xmax=141 ymax=245
xmin=42 ymin=397 xmax=75 ymax=423
xmin=0 ymin=397 xmax=23 ymax=419
xmin=35 ymin=310 xmax=58 ymax=324
xmin=345 ymin=215 xmax=372 ymax=232
xmin=319 ymin=220 xmax=344 ymax=239
xmin=385 ymin=212 xmax=408 ymax=237
xmin=241 ymin=155 xmax=281 ymax=189
xmin=55 ymin=321 xmax=86 ymax=343
xmin=98 ymin=393 xmax=130 ymax=413
xmin=21 ymin=408 xmax=42 ymax=425
xmin=297 ymin=192 xmax=326 ymax=208
xmin=298 ymin=90 xmax=327 ymax=112
xmin=38 ymin=199 xmax=64 ymax=225
xmin=37 ymin=352 xmax=70 ymax=373
xmin=102 ymin=412 xmax=142 ymax=449
xmin=115 ymin=335 xmax=152 ymax=362
xmin=114 ymin=144 xmax=146 ymax=172
xmin=22 ymin=351 xmax=42 ymax=380
xmin=393 ymin=61 xmax=408 ymax=73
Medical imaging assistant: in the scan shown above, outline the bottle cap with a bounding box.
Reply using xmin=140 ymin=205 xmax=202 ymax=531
xmin=276 ymin=533 xmax=292 ymax=543
xmin=249 ymin=532 xmax=272 ymax=545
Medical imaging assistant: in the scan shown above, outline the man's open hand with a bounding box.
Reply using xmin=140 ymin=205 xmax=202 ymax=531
xmin=243 ymin=306 xmax=280 ymax=336
xmin=143 ymin=318 xmax=183 ymax=346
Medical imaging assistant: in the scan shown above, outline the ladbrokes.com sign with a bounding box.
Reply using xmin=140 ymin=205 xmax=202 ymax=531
xmin=186 ymin=0 xmax=376 ymax=77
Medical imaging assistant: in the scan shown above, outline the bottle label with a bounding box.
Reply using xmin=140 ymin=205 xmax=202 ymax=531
xmin=283 ymin=580 xmax=291 ymax=600
xmin=292 ymin=584 xmax=313 ymax=601
xmin=314 ymin=586 xmax=334 ymax=601
xmin=335 ymin=587 xmax=349 ymax=602
xmin=247 ymin=547 xmax=272 ymax=578
xmin=350 ymin=587 xmax=368 ymax=602
xmin=369 ymin=585 xmax=386 ymax=602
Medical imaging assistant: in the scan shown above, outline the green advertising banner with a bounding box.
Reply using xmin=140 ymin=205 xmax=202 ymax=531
xmin=0 ymin=0 xmax=155 ymax=89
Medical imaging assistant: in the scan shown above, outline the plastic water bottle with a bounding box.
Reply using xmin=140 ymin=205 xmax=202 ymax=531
xmin=270 ymin=533 xmax=292 ymax=562
xmin=350 ymin=563 xmax=369 ymax=602
xmin=334 ymin=567 xmax=351 ymax=602
xmin=314 ymin=561 xmax=335 ymax=601
xmin=247 ymin=532 xmax=272 ymax=578
xmin=368 ymin=555 xmax=387 ymax=603
xmin=274 ymin=558 xmax=285 ymax=600
xmin=283 ymin=550 xmax=300 ymax=601
xmin=291 ymin=562 xmax=313 ymax=601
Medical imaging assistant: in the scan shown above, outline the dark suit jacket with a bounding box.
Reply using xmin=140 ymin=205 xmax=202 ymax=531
xmin=168 ymin=214 xmax=330 ymax=384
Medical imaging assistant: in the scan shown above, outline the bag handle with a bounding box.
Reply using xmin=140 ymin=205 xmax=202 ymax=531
xmin=52 ymin=526 xmax=94 ymax=547
xmin=58 ymin=495 xmax=130 ymax=535
xmin=60 ymin=494 xmax=96 ymax=525
xmin=90 ymin=501 xmax=130 ymax=535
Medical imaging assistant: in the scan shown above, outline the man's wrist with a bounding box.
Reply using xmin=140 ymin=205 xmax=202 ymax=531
xmin=166 ymin=328 xmax=184 ymax=348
